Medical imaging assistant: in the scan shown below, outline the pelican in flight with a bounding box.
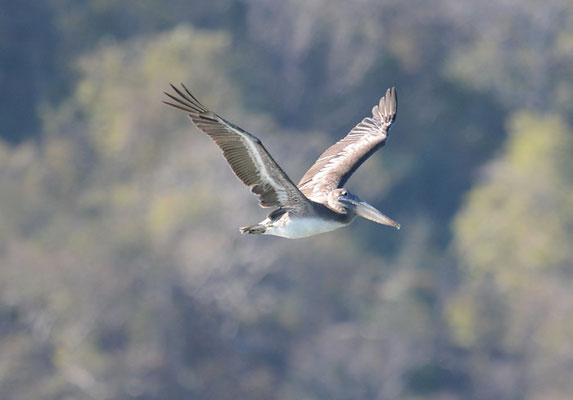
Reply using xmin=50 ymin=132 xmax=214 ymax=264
xmin=164 ymin=84 xmax=400 ymax=239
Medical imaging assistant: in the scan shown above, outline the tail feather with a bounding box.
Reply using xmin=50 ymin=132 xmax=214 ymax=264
xmin=240 ymin=224 xmax=266 ymax=235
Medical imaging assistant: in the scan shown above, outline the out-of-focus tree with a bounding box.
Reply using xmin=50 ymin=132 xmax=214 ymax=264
xmin=449 ymin=112 xmax=573 ymax=399
xmin=0 ymin=0 xmax=245 ymax=143
xmin=454 ymin=113 xmax=573 ymax=285
xmin=0 ymin=0 xmax=59 ymax=143
xmin=1 ymin=0 xmax=572 ymax=399
xmin=0 ymin=24 xmax=411 ymax=399
xmin=0 ymin=26 xmax=265 ymax=400
xmin=445 ymin=0 xmax=573 ymax=115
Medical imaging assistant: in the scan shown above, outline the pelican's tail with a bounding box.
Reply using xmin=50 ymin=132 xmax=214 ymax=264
xmin=240 ymin=224 xmax=266 ymax=235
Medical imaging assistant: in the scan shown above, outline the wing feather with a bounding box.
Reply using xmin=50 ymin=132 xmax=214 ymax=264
xmin=164 ymin=84 xmax=309 ymax=208
xmin=298 ymin=87 xmax=397 ymax=201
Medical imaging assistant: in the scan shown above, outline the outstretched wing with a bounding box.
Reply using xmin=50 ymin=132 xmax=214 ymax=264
xmin=164 ymin=84 xmax=309 ymax=208
xmin=298 ymin=87 xmax=397 ymax=201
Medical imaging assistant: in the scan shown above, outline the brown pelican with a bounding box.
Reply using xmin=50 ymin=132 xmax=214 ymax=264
xmin=164 ymin=84 xmax=400 ymax=238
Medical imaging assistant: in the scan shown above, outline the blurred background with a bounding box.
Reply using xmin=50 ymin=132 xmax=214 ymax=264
xmin=1 ymin=0 xmax=573 ymax=399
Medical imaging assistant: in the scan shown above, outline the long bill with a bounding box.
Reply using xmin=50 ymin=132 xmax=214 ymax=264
xmin=339 ymin=197 xmax=400 ymax=229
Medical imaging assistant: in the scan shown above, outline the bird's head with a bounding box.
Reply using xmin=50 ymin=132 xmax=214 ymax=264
xmin=329 ymin=188 xmax=400 ymax=229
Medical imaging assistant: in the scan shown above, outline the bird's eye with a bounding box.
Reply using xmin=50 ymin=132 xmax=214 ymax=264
xmin=341 ymin=190 xmax=348 ymax=196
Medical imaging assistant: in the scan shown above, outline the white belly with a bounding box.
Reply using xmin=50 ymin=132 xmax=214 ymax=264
xmin=264 ymin=215 xmax=347 ymax=239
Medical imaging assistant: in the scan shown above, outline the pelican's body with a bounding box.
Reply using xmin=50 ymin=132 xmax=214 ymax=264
xmin=265 ymin=217 xmax=347 ymax=239
xmin=164 ymin=84 xmax=400 ymax=238
xmin=250 ymin=202 xmax=355 ymax=239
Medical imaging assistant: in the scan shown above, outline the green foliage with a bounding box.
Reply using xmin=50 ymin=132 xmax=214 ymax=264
xmin=454 ymin=112 xmax=573 ymax=287
xmin=448 ymin=112 xmax=573 ymax=398
xmin=445 ymin=1 xmax=573 ymax=115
